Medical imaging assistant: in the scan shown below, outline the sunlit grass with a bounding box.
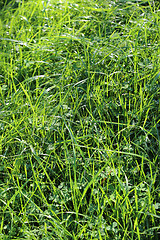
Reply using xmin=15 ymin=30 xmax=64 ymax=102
xmin=0 ymin=0 xmax=160 ymax=239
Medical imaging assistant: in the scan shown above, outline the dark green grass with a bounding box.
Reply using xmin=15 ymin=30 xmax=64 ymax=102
xmin=0 ymin=0 xmax=160 ymax=239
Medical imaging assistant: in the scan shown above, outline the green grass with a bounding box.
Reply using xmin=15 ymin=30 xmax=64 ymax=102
xmin=0 ymin=0 xmax=160 ymax=239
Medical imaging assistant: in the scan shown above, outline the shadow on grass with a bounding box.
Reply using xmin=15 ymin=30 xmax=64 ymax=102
xmin=0 ymin=0 xmax=28 ymax=10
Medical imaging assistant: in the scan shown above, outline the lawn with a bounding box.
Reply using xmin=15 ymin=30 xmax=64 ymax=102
xmin=0 ymin=0 xmax=160 ymax=239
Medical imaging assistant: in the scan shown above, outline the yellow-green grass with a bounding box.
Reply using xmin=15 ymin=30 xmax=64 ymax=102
xmin=0 ymin=0 xmax=160 ymax=239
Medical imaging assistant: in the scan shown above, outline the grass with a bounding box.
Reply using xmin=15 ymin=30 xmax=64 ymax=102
xmin=0 ymin=0 xmax=160 ymax=239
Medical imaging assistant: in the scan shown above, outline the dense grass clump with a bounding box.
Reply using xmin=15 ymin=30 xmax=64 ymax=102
xmin=0 ymin=0 xmax=160 ymax=239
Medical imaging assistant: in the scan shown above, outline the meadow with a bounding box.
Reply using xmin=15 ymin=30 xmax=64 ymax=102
xmin=0 ymin=0 xmax=160 ymax=239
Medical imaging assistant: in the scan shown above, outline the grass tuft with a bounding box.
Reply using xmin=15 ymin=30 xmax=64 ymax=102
xmin=0 ymin=0 xmax=160 ymax=239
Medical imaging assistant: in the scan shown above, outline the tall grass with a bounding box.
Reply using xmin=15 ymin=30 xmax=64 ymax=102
xmin=0 ymin=0 xmax=160 ymax=239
